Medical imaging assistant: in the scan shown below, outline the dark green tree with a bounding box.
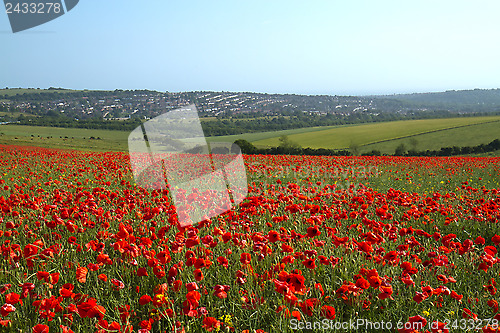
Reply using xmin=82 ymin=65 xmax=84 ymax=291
xmin=233 ymin=139 xmax=256 ymax=154
xmin=395 ymin=143 xmax=407 ymax=156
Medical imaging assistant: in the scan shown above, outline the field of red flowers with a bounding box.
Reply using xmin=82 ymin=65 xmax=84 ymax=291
xmin=0 ymin=144 xmax=499 ymax=333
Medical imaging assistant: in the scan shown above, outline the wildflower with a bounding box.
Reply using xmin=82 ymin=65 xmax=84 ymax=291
xmin=76 ymin=267 xmax=88 ymax=283
xmin=213 ymin=285 xmax=230 ymax=299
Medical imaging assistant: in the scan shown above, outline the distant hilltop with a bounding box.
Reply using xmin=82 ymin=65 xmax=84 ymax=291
xmin=2 ymin=87 xmax=500 ymax=122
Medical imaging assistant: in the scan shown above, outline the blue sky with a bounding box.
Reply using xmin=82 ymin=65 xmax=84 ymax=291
xmin=2 ymin=0 xmax=500 ymax=95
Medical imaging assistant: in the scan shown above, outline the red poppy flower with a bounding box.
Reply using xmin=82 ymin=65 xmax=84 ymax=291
xmin=5 ymin=293 xmax=21 ymax=305
xmin=59 ymin=284 xmax=74 ymax=298
xmin=368 ymin=276 xmax=382 ymax=289
xmin=183 ymin=290 xmax=201 ymax=316
xmin=450 ymin=290 xmax=463 ymax=302
xmin=306 ymin=226 xmax=321 ymax=238
xmin=172 ymin=280 xmax=183 ymax=292
xmin=356 ymin=277 xmax=370 ymax=290
xmin=0 ymin=304 xmax=15 ymax=317
xmin=202 ymin=317 xmax=221 ymax=332
xmin=110 ymin=279 xmax=125 ymax=290
xmin=37 ymin=271 xmax=50 ymax=282
xmin=217 ymin=256 xmax=229 ymax=268
xmin=60 ymin=326 xmax=74 ymax=333
xmin=483 ymin=283 xmax=497 ymax=296
xmin=378 ymin=285 xmax=393 ymax=300
xmin=194 ymin=269 xmax=204 ymax=281
xmin=358 ymin=241 xmax=373 ymax=253
xmin=213 ymin=285 xmax=230 ymax=299
xmin=139 ymin=295 xmax=152 ymax=305
xmin=462 ymin=308 xmax=478 ymax=320
xmin=474 ymin=236 xmax=485 ymax=245
xmin=484 ymin=246 xmax=497 ymax=256
xmin=300 ymin=298 xmax=320 ymax=316
xmin=240 ymin=253 xmax=251 ymax=265
xmin=137 ymin=267 xmax=148 ymax=277
xmin=302 ymin=258 xmax=316 ymax=269
xmin=268 ymin=230 xmax=280 ymax=242
xmin=0 ymin=285 xmax=11 ymax=295
xmin=487 ymin=299 xmax=498 ymax=312
xmin=186 ymin=282 xmax=199 ymax=291
xmin=76 ymin=267 xmax=88 ymax=283
xmin=32 ymin=324 xmax=49 ymax=333
xmin=185 ymin=290 xmax=201 ymax=306
xmin=320 ymin=305 xmax=336 ymax=320
xmin=23 ymin=244 xmax=38 ymax=258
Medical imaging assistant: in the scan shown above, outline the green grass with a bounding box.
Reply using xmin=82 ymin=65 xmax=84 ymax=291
xmin=0 ymin=125 xmax=129 ymax=151
xmin=206 ymin=124 xmax=352 ymax=147
xmin=250 ymin=116 xmax=500 ymax=152
xmin=1 ymin=115 xmax=500 ymax=155
xmin=363 ymin=120 xmax=500 ymax=154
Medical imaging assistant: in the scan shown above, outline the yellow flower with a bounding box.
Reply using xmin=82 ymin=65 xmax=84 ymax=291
xmin=422 ymin=310 xmax=430 ymax=316
xmin=219 ymin=314 xmax=233 ymax=326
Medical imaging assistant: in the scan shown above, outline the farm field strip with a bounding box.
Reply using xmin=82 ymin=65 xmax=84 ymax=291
xmin=364 ymin=120 xmax=500 ymax=155
xmin=358 ymin=119 xmax=500 ymax=148
xmin=252 ymin=116 xmax=500 ymax=149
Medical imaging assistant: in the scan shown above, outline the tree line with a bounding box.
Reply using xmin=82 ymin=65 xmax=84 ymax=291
xmin=234 ymin=137 xmax=352 ymax=156
xmin=234 ymin=137 xmax=500 ymax=157
xmin=201 ymin=110 xmax=491 ymax=136
xmin=391 ymin=139 xmax=500 ymax=156
xmin=16 ymin=114 xmax=143 ymax=131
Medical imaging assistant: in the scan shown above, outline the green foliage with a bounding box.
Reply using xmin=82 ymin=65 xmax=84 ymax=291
xmin=16 ymin=115 xmax=143 ymax=131
xmin=233 ymin=139 xmax=256 ymax=154
xmin=394 ymin=143 xmax=407 ymax=156
xmin=349 ymin=142 xmax=360 ymax=156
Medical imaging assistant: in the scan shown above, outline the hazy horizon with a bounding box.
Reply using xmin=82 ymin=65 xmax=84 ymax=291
xmin=3 ymin=86 xmax=500 ymax=98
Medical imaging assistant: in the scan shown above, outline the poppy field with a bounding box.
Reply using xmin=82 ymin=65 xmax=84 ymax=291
xmin=0 ymin=144 xmax=499 ymax=332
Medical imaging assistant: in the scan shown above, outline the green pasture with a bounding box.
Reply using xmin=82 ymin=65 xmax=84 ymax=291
xmin=251 ymin=116 xmax=500 ymax=152
xmin=0 ymin=125 xmax=128 ymax=151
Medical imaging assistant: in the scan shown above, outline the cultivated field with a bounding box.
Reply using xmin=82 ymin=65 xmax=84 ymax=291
xmin=1 ymin=115 xmax=500 ymax=155
xmin=251 ymin=116 xmax=500 ymax=152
